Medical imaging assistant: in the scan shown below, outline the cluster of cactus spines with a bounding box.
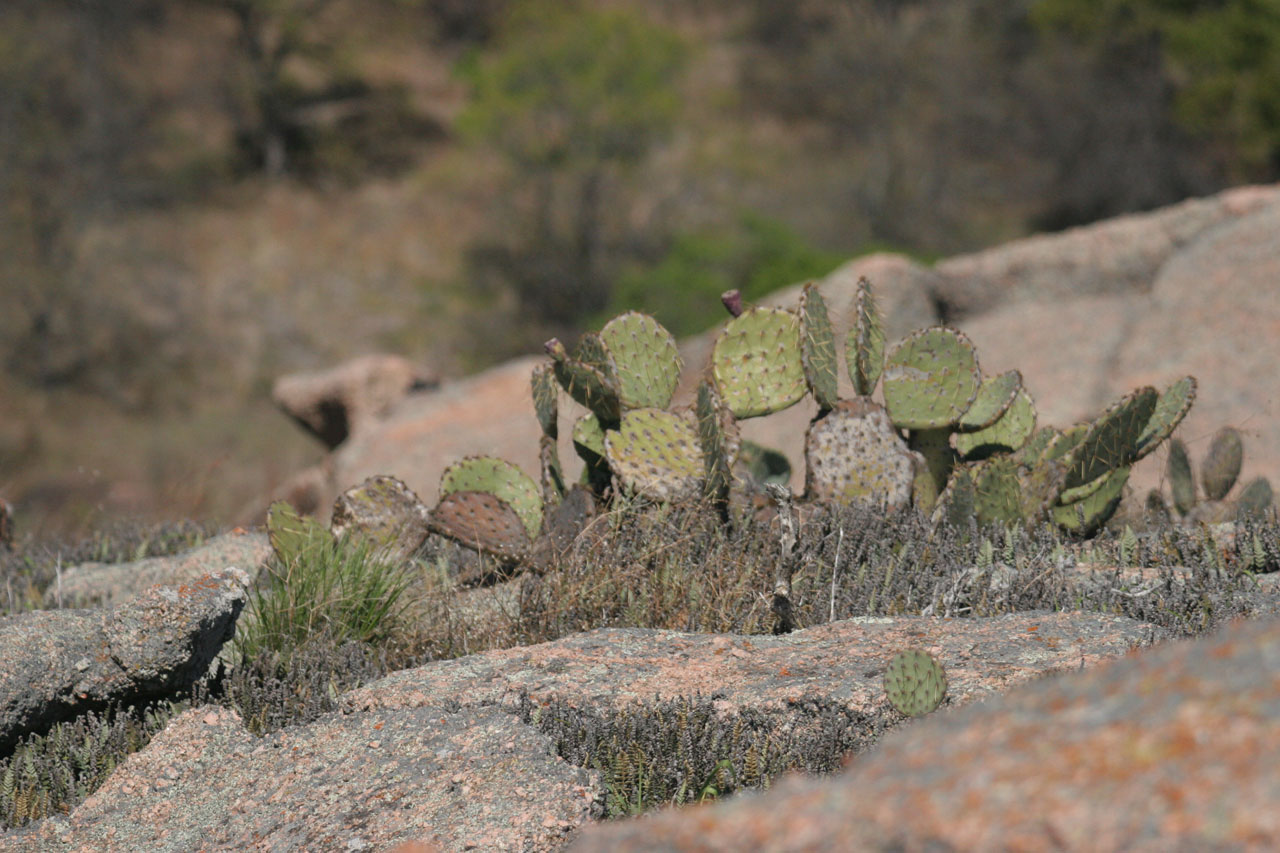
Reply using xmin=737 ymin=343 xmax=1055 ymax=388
xmin=604 ymin=408 xmax=705 ymax=502
xmin=846 ymin=276 xmax=885 ymax=397
xmin=803 ymin=398 xmax=924 ymax=510
xmin=1155 ymin=426 xmax=1274 ymax=523
xmin=883 ymin=648 xmax=948 ymax=717
xmin=423 ymin=276 xmax=1205 ymax=567
xmin=799 ymin=282 xmax=840 ymax=412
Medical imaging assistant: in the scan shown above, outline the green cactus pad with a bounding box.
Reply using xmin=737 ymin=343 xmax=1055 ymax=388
xmin=267 ymin=501 xmax=332 ymax=566
xmin=1053 ymin=465 xmax=1130 ymax=534
xmin=955 ymin=387 xmax=1037 ymax=461
xmin=1167 ymin=438 xmax=1196 ymax=516
xmin=970 ymin=456 xmax=1026 ymax=526
xmin=846 ymin=276 xmax=885 ymax=397
xmin=799 ymin=282 xmax=840 ymax=411
xmin=604 ymin=408 xmax=705 ymax=502
xmin=1012 ymin=426 xmax=1061 ymax=468
xmin=1016 ymin=458 xmax=1068 ymax=526
xmin=440 ymin=456 xmax=544 ymax=539
xmin=1134 ymin=376 xmax=1196 ymax=461
xmin=696 ymin=379 xmax=739 ymax=500
xmin=547 ymin=338 xmax=622 ymax=425
xmin=712 ymin=306 xmax=807 ymax=418
xmin=1237 ymin=477 xmax=1274 ymax=517
xmin=1201 ymin=427 xmax=1244 ymax=502
xmin=1041 ymin=424 xmax=1088 ymax=466
xmin=1062 ymin=387 xmax=1157 ymax=491
xmin=912 ymin=465 xmax=940 ymax=512
xmin=600 ymin=311 xmax=682 ymax=410
xmin=932 ymin=465 xmax=976 ymax=529
xmin=884 ymin=648 xmax=947 ymax=717
xmin=572 ymin=413 xmax=607 ymax=463
xmin=908 ymin=427 xmax=956 ymax=497
xmin=803 ymin=398 xmax=922 ymax=509
xmin=429 ymin=490 xmax=531 ymax=559
xmin=539 ymin=434 xmax=565 ymax=508
xmin=882 ymin=327 xmax=981 ymax=430
xmin=531 ymin=362 xmax=559 ymax=439
xmin=957 ymin=370 xmax=1023 ymax=431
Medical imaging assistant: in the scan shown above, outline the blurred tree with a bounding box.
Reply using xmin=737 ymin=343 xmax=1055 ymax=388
xmin=1034 ymin=0 xmax=1280 ymax=178
xmin=456 ymin=0 xmax=688 ymax=331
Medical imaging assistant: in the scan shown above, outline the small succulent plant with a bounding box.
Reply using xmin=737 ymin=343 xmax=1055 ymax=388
xmin=883 ymin=648 xmax=948 ymax=717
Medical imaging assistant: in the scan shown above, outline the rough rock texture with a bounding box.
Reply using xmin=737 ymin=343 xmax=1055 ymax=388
xmin=342 ymin=612 xmax=1160 ymax=729
xmin=281 ymin=183 xmax=1280 ymax=517
xmin=41 ymin=532 xmax=270 ymax=610
xmin=329 ymin=475 xmax=432 ymax=562
xmin=934 ymin=182 xmax=1280 ymax=318
xmin=571 ymin=613 xmax=1280 ymax=853
xmin=273 ymin=354 xmax=438 ymax=450
xmin=7 ymin=704 xmax=601 ymax=853
xmin=3 ymin=610 xmax=1160 ymax=852
xmin=0 ymin=569 xmax=248 ymax=754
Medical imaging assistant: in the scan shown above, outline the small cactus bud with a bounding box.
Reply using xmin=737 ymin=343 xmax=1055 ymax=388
xmin=544 ymin=338 xmax=568 ymax=362
xmin=720 ymin=289 xmax=744 ymax=318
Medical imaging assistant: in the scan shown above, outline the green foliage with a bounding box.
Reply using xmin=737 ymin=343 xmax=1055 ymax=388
xmin=236 ymin=525 xmax=415 ymax=664
xmin=883 ymin=648 xmax=948 ymax=717
xmin=1034 ymin=0 xmax=1280 ymax=172
xmin=607 ymin=213 xmax=845 ymax=338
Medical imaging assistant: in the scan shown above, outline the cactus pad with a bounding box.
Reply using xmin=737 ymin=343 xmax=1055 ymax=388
xmin=1134 ymin=376 xmax=1196 ymax=461
xmin=712 ymin=306 xmax=807 ymax=418
xmin=884 ymin=648 xmax=947 ymax=717
xmin=531 ymin=362 xmax=559 ymax=439
xmin=932 ymin=465 xmax=976 ymax=528
xmin=429 ymin=490 xmax=530 ymax=559
xmin=882 ymin=327 xmax=981 ymax=429
xmin=804 ymin=398 xmax=923 ymax=509
xmin=547 ymin=338 xmax=622 ymax=425
xmin=572 ymin=413 xmax=607 ymax=463
xmin=1201 ymin=427 xmax=1244 ymax=501
xmin=604 ymin=407 xmax=705 ymax=502
xmin=957 ymin=370 xmax=1023 ymax=431
xmin=1012 ymin=426 xmax=1061 ymax=468
xmin=440 ymin=456 xmax=543 ymax=539
xmin=799 ymin=282 xmax=840 ymax=410
xmin=1053 ymin=466 xmax=1130 ymax=534
xmin=1167 ymin=438 xmax=1196 ymax=516
xmin=846 ymin=276 xmax=885 ymax=397
xmin=1016 ymin=458 xmax=1068 ymax=525
xmin=1062 ymin=387 xmax=1157 ymax=491
xmin=970 ymin=456 xmax=1026 ymax=526
xmin=955 ymin=387 xmax=1037 ymax=461
xmin=908 ymin=427 xmax=956 ymax=497
xmin=1237 ymin=477 xmax=1274 ymax=517
xmin=600 ymin=311 xmax=682 ymax=410
xmin=538 ymin=433 xmax=565 ymax=508
xmin=696 ymin=379 xmax=738 ymax=500
xmin=267 ymin=501 xmax=332 ymax=566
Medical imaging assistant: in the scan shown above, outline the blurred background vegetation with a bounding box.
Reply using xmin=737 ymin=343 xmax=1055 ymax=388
xmin=2 ymin=0 xmax=1277 ymax=538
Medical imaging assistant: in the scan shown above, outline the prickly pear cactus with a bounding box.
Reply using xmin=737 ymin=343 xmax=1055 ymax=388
xmin=1167 ymin=438 xmax=1196 ymax=516
xmin=957 ymin=370 xmax=1023 ymax=432
xmin=1053 ymin=465 xmax=1130 ymax=534
xmin=955 ymin=387 xmax=1037 ymax=461
xmin=267 ymin=501 xmax=332 ymax=566
xmin=799 ymin=282 xmax=840 ymax=411
xmin=531 ymin=362 xmax=559 ymax=439
xmin=538 ymin=434 xmax=565 ymax=508
xmin=696 ymin=379 xmax=738 ymax=502
xmin=1201 ymin=427 xmax=1244 ymax=502
xmin=846 ymin=276 xmax=885 ymax=397
xmin=712 ymin=306 xmax=807 ymax=418
xmin=1061 ymin=386 xmax=1157 ymax=492
xmin=1134 ymin=376 xmax=1196 ymax=460
xmin=440 ymin=456 xmax=543 ymax=539
xmin=546 ymin=338 xmax=622 ymax=425
xmin=1238 ymin=477 xmax=1275 ymax=518
xmin=908 ymin=427 xmax=956 ymax=498
xmin=600 ymin=311 xmax=682 ymax=410
xmin=881 ymin=327 xmax=981 ymax=430
xmin=884 ymin=648 xmax=947 ymax=717
xmin=969 ymin=456 xmax=1025 ymax=527
xmin=604 ymin=407 xmax=705 ymax=502
xmin=429 ymin=490 xmax=531 ymax=560
xmin=804 ymin=398 xmax=923 ymax=509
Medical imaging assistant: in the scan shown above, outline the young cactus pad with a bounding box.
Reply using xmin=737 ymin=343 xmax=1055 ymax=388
xmin=881 ymin=327 xmax=981 ymax=430
xmin=1134 ymin=376 xmax=1196 ymax=461
xmin=846 ymin=276 xmax=885 ymax=397
xmin=799 ymin=282 xmax=840 ymax=410
xmin=546 ymin=337 xmax=622 ymax=424
xmin=599 ymin=311 xmax=682 ymax=410
xmin=957 ymin=370 xmax=1023 ymax=432
xmin=712 ymin=306 xmax=807 ymax=418
xmin=884 ymin=648 xmax=948 ymax=717
xmin=604 ymin=407 xmax=705 ymax=502
xmin=955 ymin=387 xmax=1037 ymax=461
xmin=439 ymin=456 xmax=544 ymax=539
